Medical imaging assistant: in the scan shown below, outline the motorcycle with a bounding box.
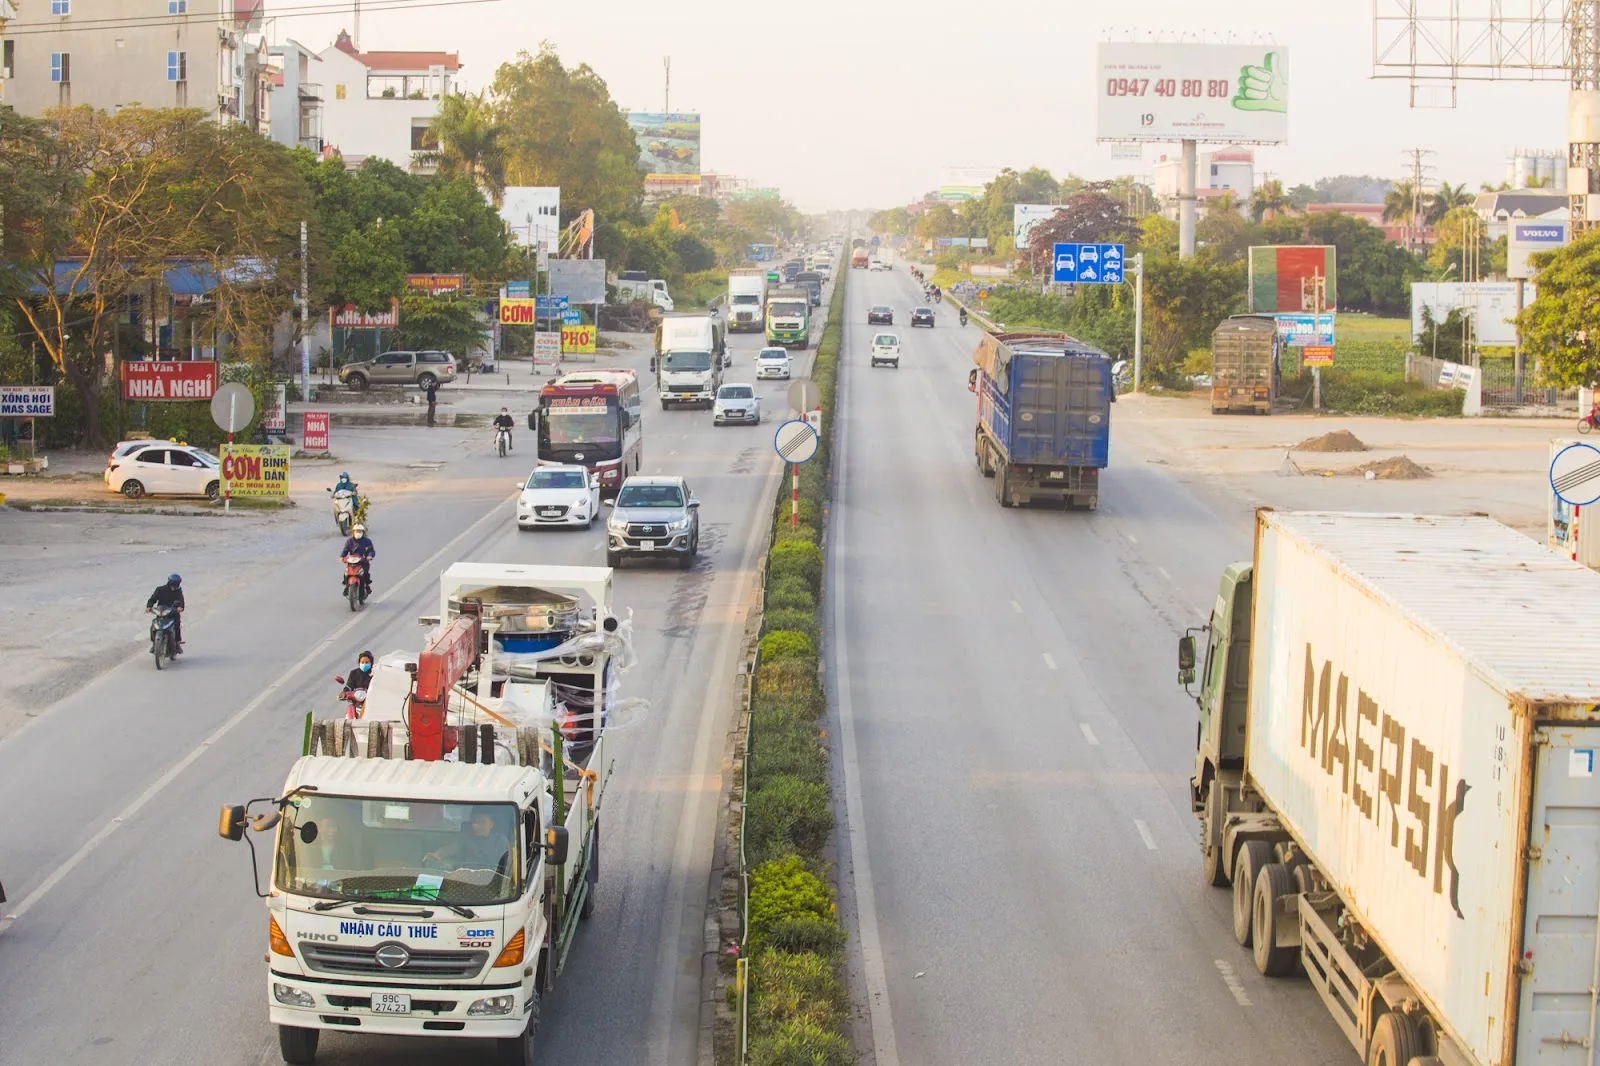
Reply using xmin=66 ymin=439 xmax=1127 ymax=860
xmin=959 ymin=308 xmax=968 ymax=326
xmin=333 ymin=674 xmax=368 ymax=720
xmin=343 ymin=553 xmax=370 ymax=611
xmin=1580 ymin=410 xmax=1600 ymax=435
xmin=149 ymin=604 xmax=180 ymax=669
xmin=328 ymin=487 xmax=367 ymax=536
xmin=496 ymin=425 xmax=511 ymax=458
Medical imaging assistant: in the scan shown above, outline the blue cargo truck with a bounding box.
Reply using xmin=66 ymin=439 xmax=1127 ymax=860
xmin=970 ymin=332 xmax=1112 ymax=510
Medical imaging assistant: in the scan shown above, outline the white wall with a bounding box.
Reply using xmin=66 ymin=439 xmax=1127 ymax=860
xmin=317 ymin=47 xmax=442 ymax=168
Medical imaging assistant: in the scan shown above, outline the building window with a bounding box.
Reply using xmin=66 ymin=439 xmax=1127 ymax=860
xmin=167 ymin=50 xmax=186 ymax=82
xmin=2 ymin=40 xmax=13 ymax=79
xmin=50 ymin=0 xmax=69 ymax=14
xmin=168 ymin=0 xmax=187 ymax=10
xmin=410 ymin=122 xmax=437 ymax=152
xmin=50 ymin=52 xmax=69 ymax=83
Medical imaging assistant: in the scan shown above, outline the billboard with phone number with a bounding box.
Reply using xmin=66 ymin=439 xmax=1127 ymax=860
xmin=1097 ymin=43 xmax=1289 ymax=144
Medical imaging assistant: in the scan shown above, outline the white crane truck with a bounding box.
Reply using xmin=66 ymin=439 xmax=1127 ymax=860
xmin=220 ymin=563 xmax=626 ymax=1066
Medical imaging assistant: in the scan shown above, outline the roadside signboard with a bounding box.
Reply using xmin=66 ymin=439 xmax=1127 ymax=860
xmin=506 ymin=280 xmax=532 ymax=299
xmin=406 ymin=274 xmax=465 ymax=295
xmin=1275 ymin=313 xmax=1336 ymax=347
xmin=1551 ymin=442 xmax=1600 ymax=508
xmin=262 ymin=384 xmax=287 ymax=433
xmin=302 ymin=411 xmax=330 ymax=452
xmin=1509 ymin=221 xmax=1569 ymax=280
xmin=538 ymin=295 xmax=570 ymax=315
xmin=561 ymin=309 xmax=582 ymax=326
xmin=210 ymin=382 xmax=255 ymax=433
xmin=1249 ymin=246 xmax=1336 ymax=313
xmin=331 ymin=299 xmax=400 ymax=329
xmin=534 ymin=332 xmax=562 ymax=364
xmin=499 ymin=299 xmax=536 ymax=326
xmin=122 ymin=360 xmax=219 ymax=401
xmin=787 ymin=380 xmax=820 ymax=415
xmin=1097 ymin=43 xmax=1290 ymax=144
xmin=1301 ymin=345 xmax=1335 ymax=367
xmin=0 ymin=385 xmax=54 ymax=417
xmin=219 ymin=443 xmax=290 ymax=498
xmin=774 ymin=419 xmax=819 ymax=465
xmin=1410 ymin=282 xmax=1531 ymax=348
xmin=1052 ymin=243 xmax=1125 ymax=284
xmin=561 ymin=322 xmax=597 ymax=354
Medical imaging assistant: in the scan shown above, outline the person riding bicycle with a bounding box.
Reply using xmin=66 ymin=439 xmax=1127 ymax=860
xmin=493 ymin=408 xmax=515 ymax=451
xmin=146 ymin=573 xmax=185 ymax=654
xmin=340 ymin=523 xmax=375 ymax=596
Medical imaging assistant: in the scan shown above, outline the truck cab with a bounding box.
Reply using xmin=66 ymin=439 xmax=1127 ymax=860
xmin=615 ymin=272 xmax=673 ymax=313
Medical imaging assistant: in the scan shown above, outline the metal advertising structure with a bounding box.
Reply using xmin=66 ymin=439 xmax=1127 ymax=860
xmin=1013 ymin=204 xmax=1064 ymax=250
xmin=549 ymin=260 xmax=607 ymax=305
xmin=1248 ymin=246 xmax=1337 ymax=313
xmin=627 ymin=112 xmax=701 ymax=185
xmin=1097 ymin=43 xmax=1291 ymax=144
xmin=302 ymin=412 xmax=331 ymax=452
xmin=937 ymin=166 xmax=1000 ymax=201
xmin=1508 ymin=220 xmax=1569 ymax=279
xmin=1410 ymin=282 xmax=1534 ymax=348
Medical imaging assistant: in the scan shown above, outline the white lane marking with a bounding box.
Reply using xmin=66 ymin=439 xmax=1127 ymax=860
xmin=1042 ymin=653 xmax=1058 ymax=671
xmin=1010 ymin=600 xmax=1023 ymax=614
xmin=1126 ymin=533 xmax=1138 ymax=545
xmin=0 ymin=493 xmax=518 ymax=936
xmin=1215 ymin=960 xmax=1253 ymax=1007
xmin=1079 ymin=723 xmax=1100 ymax=746
xmin=681 ymin=433 xmax=689 ymax=440
xmin=1157 ymin=566 xmax=1171 ymax=581
xmin=834 ymin=366 xmax=903 ymax=1066
xmin=1134 ymin=819 xmax=1158 ymax=851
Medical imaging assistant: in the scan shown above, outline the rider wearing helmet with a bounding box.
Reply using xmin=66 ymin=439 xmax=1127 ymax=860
xmin=340 ymin=523 xmax=376 ymax=596
xmin=333 ymin=471 xmax=358 ymax=496
xmin=146 ymin=573 xmax=186 ymax=653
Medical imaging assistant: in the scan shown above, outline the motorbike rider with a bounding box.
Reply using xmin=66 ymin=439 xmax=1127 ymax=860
xmin=493 ymin=408 xmax=516 ymax=451
xmin=146 ymin=573 xmax=185 ymax=654
xmin=333 ymin=471 xmax=358 ymax=497
xmin=340 ymin=522 xmax=375 ymax=596
xmin=341 ymin=649 xmax=376 ymax=700
xmin=959 ymin=307 xmax=968 ymax=326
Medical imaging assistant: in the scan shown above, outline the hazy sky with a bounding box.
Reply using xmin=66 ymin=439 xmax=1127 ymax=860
xmin=270 ymin=0 xmax=1571 ymax=211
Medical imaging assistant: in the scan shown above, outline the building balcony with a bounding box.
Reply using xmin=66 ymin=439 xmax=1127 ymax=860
xmin=299 ymin=136 xmax=325 ymax=152
xmin=298 ymin=82 xmax=323 ymax=101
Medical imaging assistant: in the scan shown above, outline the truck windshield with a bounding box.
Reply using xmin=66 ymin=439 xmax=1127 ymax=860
xmin=663 ymin=351 xmax=712 ymax=372
xmin=274 ymin=794 xmax=522 ymax=906
xmin=732 ymin=295 xmax=761 ymax=305
xmin=769 ymin=301 xmax=807 ymax=318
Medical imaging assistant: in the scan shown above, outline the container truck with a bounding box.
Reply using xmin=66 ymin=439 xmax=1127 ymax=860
xmin=851 ymin=248 xmax=870 ymax=269
xmin=1210 ymin=314 xmax=1281 ymax=415
xmin=969 ymin=331 xmax=1111 ymax=509
xmin=1180 ymin=510 xmax=1600 ymax=1066
xmin=727 ymin=270 xmax=768 ymax=333
xmin=765 ymin=288 xmax=811 ymax=350
xmin=655 ymin=313 xmax=725 ymax=409
xmin=219 ymin=563 xmax=627 ymax=1066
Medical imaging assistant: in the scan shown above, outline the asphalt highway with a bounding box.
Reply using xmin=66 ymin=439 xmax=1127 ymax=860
xmin=827 ymin=266 xmax=1356 ymax=1065
xmin=0 ymin=290 xmax=820 ymax=1065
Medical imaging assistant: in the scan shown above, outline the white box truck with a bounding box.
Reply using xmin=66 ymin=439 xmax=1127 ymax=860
xmin=655 ymin=313 xmax=725 ymax=410
xmin=1181 ymin=511 xmax=1600 ymax=1066
xmin=727 ymin=269 xmax=768 ymax=333
xmin=219 ymin=563 xmax=626 ymax=1066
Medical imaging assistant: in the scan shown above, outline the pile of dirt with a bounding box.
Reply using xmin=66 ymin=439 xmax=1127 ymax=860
xmin=1295 ymin=430 xmax=1368 ymax=453
xmin=1352 ymin=456 xmax=1431 ymax=480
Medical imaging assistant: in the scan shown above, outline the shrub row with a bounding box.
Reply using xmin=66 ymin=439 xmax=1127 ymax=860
xmin=738 ymin=259 xmax=853 ymax=1066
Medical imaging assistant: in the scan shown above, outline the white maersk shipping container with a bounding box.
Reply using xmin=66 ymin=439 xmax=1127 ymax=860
xmin=1185 ymin=511 xmax=1600 ymax=1066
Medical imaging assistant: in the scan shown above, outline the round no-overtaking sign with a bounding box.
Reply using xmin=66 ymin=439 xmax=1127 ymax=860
xmin=774 ymin=420 xmax=819 ymax=464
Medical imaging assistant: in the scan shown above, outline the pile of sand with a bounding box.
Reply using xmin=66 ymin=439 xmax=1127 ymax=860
xmin=1352 ymin=456 xmax=1431 ymax=480
xmin=1295 ymin=430 xmax=1368 ymax=453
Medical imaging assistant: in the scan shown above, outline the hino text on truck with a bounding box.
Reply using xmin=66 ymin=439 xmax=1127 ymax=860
xmin=220 ymin=563 xmax=634 ymax=1066
xmin=1180 ymin=510 xmax=1600 ymax=1066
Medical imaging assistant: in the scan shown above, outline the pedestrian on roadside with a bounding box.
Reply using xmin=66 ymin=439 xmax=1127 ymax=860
xmin=424 ymin=378 xmax=438 ymax=426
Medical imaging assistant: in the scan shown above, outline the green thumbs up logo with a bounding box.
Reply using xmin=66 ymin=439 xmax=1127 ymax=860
xmin=1233 ymin=51 xmax=1287 ymax=113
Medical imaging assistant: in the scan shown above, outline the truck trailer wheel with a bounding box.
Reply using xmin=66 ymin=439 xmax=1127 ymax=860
xmin=277 ymin=1025 xmax=319 ymax=1064
xmin=1367 ymin=1011 xmax=1425 ymax=1066
xmin=1232 ymin=840 xmax=1274 ymax=947
xmin=995 ymin=464 xmax=1014 ymax=508
xmin=496 ymin=993 xmax=539 ymax=1066
xmin=1251 ymin=863 xmax=1299 ymax=977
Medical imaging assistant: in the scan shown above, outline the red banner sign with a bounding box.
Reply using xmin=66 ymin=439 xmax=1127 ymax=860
xmin=302 ymin=411 xmax=330 ymax=452
xmin=121 ymin=360 xmax=219 ymax=401
xmin=331 ymin=299 xmax=400 ymax=329
xmin=406 ymin=274 xmax=465 ymax=295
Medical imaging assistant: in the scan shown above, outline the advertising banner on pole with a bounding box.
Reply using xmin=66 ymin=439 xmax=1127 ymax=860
xmin=0 ymin=385 xmax=54 ymax=417
xmin=1508 ymin=221 xmax=1569 ymax=280
xmin=1013 ymin=204 xmax=1064 ymax=250
xmin=1274 ymin=313 xmax=1337 ymax=347
xmin=1097 ymin=43 xmax=1290 ymax=144
xmin=262 ymin=384 xmax=288 ymax=433
xmin=1301 ymin=345 xmax=1335 ymax=367
xmin=1248 ymin=246 xmax=1337 ymax=313
xmin=549 ymin=259 xmax=607 ymax=305
xmin=1410 ymin=282 xmax=1534 ymax=348
xmin=505 ymin=280 xmax=532 ymax=300
xmin=499 ymin=299 xmax=537 ymax=326
xmin=302 ymin=412 xmax=330 ymax=452
xmin=405 ymin=274 xmax=465 ymax=295
xmin=121 ymin=360 xmax=219 ymax=401
xmin=219 ymin=443 xmax=290 ymax=498
xmin=627 ymin=112 xmax=701 ymax=185
xmin=561 ymin=323 xmax=597 ymax=354
xmin=534 ymin=332 xmax=562 ymax=365
xmin=331 ymin=299 xmax=400 ymax=329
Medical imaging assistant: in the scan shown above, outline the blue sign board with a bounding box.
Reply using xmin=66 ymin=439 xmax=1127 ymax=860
xmin=1052 ymin=243 xmax=1125 ymax=285
xmin=1274 ymin=313 xmax=1336 ymax=348
xmin=537 ymin=294 xmax=569 ymax=314
xmin=561 ymin=309 xmax=582 ymax=326
xmin=506 ymin=280 xmax=531 ymax=299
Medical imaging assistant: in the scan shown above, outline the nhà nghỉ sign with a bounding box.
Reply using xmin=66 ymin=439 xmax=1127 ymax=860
xmin=331 ymin=300 xmax=400 ymax=329
xmin=220 ymin=444 xmax=290 ymax=498
xmin=0 ymin=385 xmax=54 ymax=417
xmin=122 ymin=360 xmax=219 ymax=401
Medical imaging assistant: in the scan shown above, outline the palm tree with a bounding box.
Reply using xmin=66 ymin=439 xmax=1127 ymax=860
xmin=1249 ymin=179 xmax=1289 ymax=223
xmin=1382 ymin=181 xmax=1418 ymax=224
xmin=423 ymin=91 xmax=506 ymax=203
xmin=1426 ymin=181 xmax=1473 ymax=225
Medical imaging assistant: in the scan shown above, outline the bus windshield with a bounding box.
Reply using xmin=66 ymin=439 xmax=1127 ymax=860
xmin=540 ymin=395 xmax=620 ymax=448
xmin=274 ymin=794 xmax=522 ymax=906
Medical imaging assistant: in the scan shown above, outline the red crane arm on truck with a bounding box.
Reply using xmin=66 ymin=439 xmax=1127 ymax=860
xmin=409 ymin=607 xmax=481 ymax=761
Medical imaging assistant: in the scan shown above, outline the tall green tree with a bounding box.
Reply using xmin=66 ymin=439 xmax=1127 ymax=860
xmin=1426 ymin=181 xmax=1473 ymax=225
xmin=1250 ymin=179 xmax=1289 ymax=223
xmin=1518 ymin=231 xmax=1600 ymax=386
xmin=423 ymin=91 xmax=506 ymax=203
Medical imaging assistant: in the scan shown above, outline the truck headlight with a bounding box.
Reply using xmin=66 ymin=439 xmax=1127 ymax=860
xmin=468 ymin=994 xmax=516 ymax=1016
xmin=273 ymin=983 xmax=316 ymax=1008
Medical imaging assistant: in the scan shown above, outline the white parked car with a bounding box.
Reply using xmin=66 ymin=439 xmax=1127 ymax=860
xmin=757 ymin=347 xmax=792 ymax=380
xmin=870 ymin=332 xmax=901 ymax=369
xmin=516 ymin=464 xmax=601 ymax=530
xmin=713 ymin=383 xmax=762 ymax=426
xmin=105 ymin=441 xmax=221 ymax=500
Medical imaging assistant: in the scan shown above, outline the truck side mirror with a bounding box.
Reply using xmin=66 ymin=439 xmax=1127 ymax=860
xmin=544 ymin=825 xmax=570 ymax=865
xmin=1178 ymin=635 xmax=1197 ymax=687
xmin=219 ymin=803 xmax=247 ymax=841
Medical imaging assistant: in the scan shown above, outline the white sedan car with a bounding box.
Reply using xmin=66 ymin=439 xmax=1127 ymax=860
xmin=105 ymin=441 xmax=221 ymax=500
xmin=870 ymin=332 xmax=901 ymax=368
xmin=516 ymin=464 xmax=601 ymax=529
xmin=713 ymin=383 xmax=762 ymax=425
xmin=757 ymin=347 xmax=792 ymax=379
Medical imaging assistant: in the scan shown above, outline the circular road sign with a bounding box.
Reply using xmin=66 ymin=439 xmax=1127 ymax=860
xmin=1552 ymin=441 xmax=1600 ymax=507
xmin=774 ymin=419 xmax=819 ymax=465
xmin=787 ymin=380 xmax=820 ymax=415
xmin=210 ymin=382 xmax=255 ymax=433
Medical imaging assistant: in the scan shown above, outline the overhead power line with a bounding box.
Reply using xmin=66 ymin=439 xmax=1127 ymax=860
xmin=1 ymin=0 xmax=502 ymax=37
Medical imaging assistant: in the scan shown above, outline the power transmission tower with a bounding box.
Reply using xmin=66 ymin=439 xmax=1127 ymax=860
xmin=1402 ymin=148 xmax=1436 ymax=255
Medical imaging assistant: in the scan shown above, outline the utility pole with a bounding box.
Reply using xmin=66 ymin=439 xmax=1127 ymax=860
xmin=352 ymin=0 xmax=361 ymax=50
xmin=1132 ymin=252 xmax=1145 ymax=392
xmin=299 ymin=220 xmax=311 ymax=405
xmin=1304 ymin=272 xmax=1326 ymax=411
xmin=663 ymin=55 xmax=671 ymax=112
xmin=1403 ymin=148 xmax=1435 ymax=255
xmin=1178 ymin=139 xmax=1198 ymax=259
